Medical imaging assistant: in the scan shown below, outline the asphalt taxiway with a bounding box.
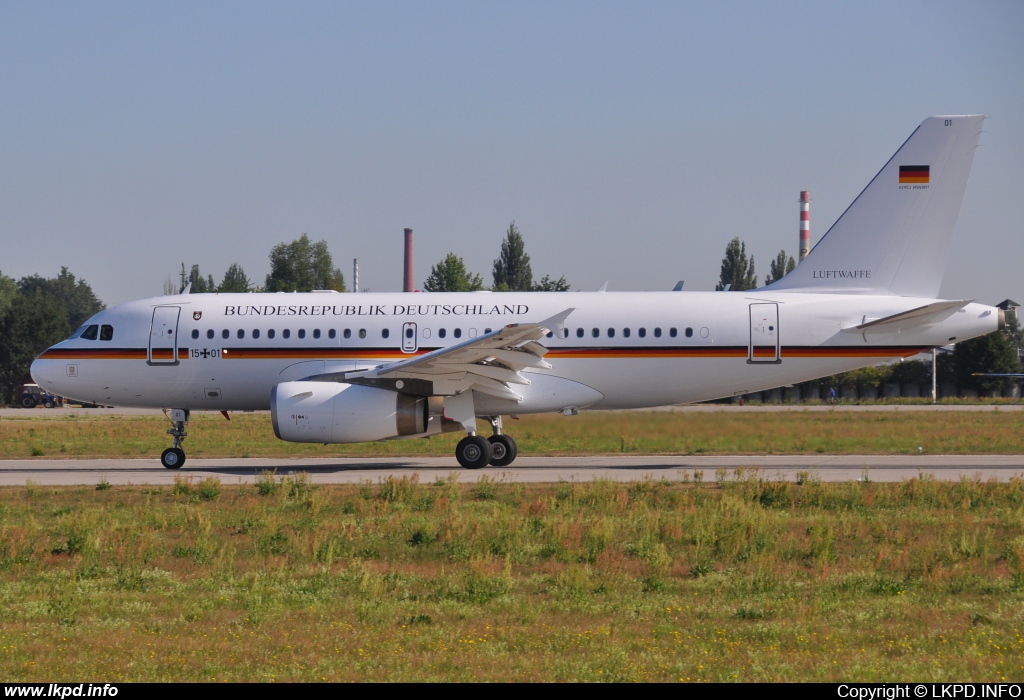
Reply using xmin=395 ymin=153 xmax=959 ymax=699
xmin=1 ymin=454 xmax=1022 ymax=486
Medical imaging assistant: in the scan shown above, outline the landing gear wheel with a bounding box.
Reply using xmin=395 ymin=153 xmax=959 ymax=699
xmin=488 ymin=434 xmax=518 ymax=467
xmin=161 ymin=447 xmax=185 ymax=470
xmin=456 ymin=435 xmax=492 ymax=470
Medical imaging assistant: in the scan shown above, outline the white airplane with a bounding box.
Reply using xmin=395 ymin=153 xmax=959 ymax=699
xmin=31 ymin=115 xmax=1004 ymax=470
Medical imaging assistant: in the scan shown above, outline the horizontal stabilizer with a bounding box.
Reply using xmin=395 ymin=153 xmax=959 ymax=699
xmin=841 ymin=300 xmax=970 ymax=334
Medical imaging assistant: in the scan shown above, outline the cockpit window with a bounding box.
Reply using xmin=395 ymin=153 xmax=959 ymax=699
xmin=80 ymin=325 xmax=99 ymax=340
xmin=99 ymin=325 xmax=114 ymax=341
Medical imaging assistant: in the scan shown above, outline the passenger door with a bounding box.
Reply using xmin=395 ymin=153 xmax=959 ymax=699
xmin=748 ymin=303 xmax=780 ymax=363
xmin=149 ymin=307 xmax=181 ymax=365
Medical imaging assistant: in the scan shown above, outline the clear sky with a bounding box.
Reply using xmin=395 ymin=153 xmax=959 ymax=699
xmin=2 ymin=0 xmax=1022 ymax=306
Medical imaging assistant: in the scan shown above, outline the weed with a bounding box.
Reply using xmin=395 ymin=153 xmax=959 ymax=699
xmin=254 ymin=470 xmax=279 ymax=496
xmin=196 ymin=477 xmax=221 ymax=501
xmin=95 ymin=478 xmax=112 ymax=491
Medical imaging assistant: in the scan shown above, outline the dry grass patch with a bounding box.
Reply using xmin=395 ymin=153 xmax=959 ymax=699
xmin=0 ymin=475 xmax=1023 ymax=680
xmin=2 ymin=409 xmax=1023 ymax=459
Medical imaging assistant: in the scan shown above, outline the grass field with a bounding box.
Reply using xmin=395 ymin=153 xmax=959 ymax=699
xmin=1 ymin=408 xmax=1023 ymax=459
xmin=0 ymin=474 xmax=1023 ymax=681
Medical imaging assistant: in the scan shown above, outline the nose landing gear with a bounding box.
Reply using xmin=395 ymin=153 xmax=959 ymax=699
xmin=160 ymin=409 xmax=189 ymax=469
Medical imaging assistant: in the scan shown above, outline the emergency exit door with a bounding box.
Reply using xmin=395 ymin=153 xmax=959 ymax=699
xmin=149 ymin=307 xmax=181 ymax=365
xmin=748 ymin=303 xmax=780 ymax=363
xmin=402 ymin=322 xmax=418 ymax=353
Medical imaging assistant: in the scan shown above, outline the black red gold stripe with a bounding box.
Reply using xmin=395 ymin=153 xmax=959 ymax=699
xmin=38 ymin=345 xmax=929 ymax=362
xmin=38 ymin=348 xmax=189 ymax=360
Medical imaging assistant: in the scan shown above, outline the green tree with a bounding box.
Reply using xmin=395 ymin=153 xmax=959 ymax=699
xmin=17 ymin=267 xmax=104 ymax=329
xmin=423 ymin=253 xmax=484 ymax=292
xmin=1005 ymin=309 xmax=1023 ymax=360
xmin=492 ymin=222 xmax=533 ymax=292
xmin=217 ymin=263 xmax=252 ymax=293
xmin=715 ymin=238 xmax=757 ymax=291
xmin=265 ymin=234 xmax=346 ymax=293
xmin=0 ymin=272 xmax=17 ymax=326
xmin=186 ymin=264 xmax=215 ymax=293
xmin=954 ymin=331 xmax=1021 ymax=394
xmin=764 ymin=250 xmax=796 ymax=286
xmin=0 ymin=291 xmax=71 ymax=403
xmin=533 ymin=274 xmax=570 ymax=291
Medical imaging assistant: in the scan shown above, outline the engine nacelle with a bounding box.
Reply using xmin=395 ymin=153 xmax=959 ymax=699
xmin=271 ymin=381 xmax=435 ymax=443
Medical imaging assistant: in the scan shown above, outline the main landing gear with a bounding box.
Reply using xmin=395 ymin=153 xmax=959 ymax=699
xmin=160 ymin=409 xmax=189 ymax=469
xmin=455 ymin=415 xmax=518 ymax=469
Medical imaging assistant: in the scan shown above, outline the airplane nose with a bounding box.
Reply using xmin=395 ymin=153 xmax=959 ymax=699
xmin=30 ymin=354 xmax=60 ymax=390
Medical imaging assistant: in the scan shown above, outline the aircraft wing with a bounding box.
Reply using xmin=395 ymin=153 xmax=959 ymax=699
xmin=339 ymin=308 xmax=574 ymax=401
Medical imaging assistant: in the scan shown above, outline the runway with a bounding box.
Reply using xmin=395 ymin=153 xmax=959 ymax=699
xmin=2 ymin=454 xmax=1023 ymax=486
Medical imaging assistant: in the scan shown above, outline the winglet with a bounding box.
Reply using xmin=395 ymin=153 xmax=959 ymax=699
xmin=539 ymin=308 xmax=575 ymax=336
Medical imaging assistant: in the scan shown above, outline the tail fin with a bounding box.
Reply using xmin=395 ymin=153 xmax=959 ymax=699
xmin=767 ymin=115 xmax=984 ymax=297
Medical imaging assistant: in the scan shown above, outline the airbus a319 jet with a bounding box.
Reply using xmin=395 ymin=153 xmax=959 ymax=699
xmin=31 ymin=115 xmax=1004 ymax=469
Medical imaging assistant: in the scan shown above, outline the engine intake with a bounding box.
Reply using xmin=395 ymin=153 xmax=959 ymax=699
xmin=271 ymin=381 xmax=440 ymax=443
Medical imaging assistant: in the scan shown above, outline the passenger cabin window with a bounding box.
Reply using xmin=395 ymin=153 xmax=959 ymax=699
xmin=438 ymin=328 xmax=447 ymax=339
xmin=405 ymin=327 xmax=414 ymax=339
xmin=623 ymin=328 xmax=630 ymax=338
xmin=283 ymin=329 xmax=290 ymax=339
xmin=382 ymin=329 xmax=390 ymax=339
xmin=191 ymin=329 xmax=199 ymax=339
xmin=591 ymin=328 xmax=599 ymax=338
xmin=298 ymin=329 xmax=306 ymax=339
xmin=81 ymin=325 xmax=99 ymax=340
xmin=607 ymin=328 xmax=615 ymax=338
xmin=253 ymin=329 xmax=261 ymax=339
xmin=576 ymin=328 xmax=584 ymax=338
xmin=685 ymin=327 xmax=693 ymax=338
xmin=639 ymin=328 xmax=646 ymax=338
xmin=454 ymin=328 xmax=462 ymax=339
xmin=654 ymin=328 xmax=662 ymax=338
xmin=268 ymin=329 xmax=276 ymax=339
xmin=358 ymin=329 xmax=366 ymax=339
xmin=100 ymin=325 xmax=113 ymax=341
xmin=222 ymin=329 xmax=229 ymax=339
xmin=344 ymin=329 xmax=351 ymax=339
xmin=670 ymin=327 xmax=677 ymax=338
xmin=207 ymin=329 xmax=214 ymax=340
xmin=313 ymin=329 xmax=321 ymax=339
xmin=237 ymin=329 xmax=245 ymax=339
xmin=328 ymin=329 xmax=335 ymax=339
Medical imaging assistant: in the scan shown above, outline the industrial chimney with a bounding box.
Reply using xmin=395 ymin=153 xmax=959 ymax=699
xmin=403 ymin=228 xmax=414 ymax=292
xmin=798 ymin=191 xmax=811 ymax=262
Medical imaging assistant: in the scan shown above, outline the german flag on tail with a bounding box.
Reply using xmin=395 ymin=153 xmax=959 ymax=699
xmin=899 ymin=165 xmax=929 ymax=183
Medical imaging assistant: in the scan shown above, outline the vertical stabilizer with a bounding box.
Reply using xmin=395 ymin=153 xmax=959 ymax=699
xmin=767 ymin=115 xmax=984 ymax=297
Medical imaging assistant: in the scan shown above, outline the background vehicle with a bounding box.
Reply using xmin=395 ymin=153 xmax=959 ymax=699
xmin=16 ymin=383 xmax=62 ymax=408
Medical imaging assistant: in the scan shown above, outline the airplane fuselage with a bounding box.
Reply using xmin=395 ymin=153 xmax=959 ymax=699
xmin=31 ymin=290 xmax=1000 ymax=414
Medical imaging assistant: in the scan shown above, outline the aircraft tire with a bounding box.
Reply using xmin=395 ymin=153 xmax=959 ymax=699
xmin=488 ymin=434 xmax=517 ymax=467
xmin=456 ymin=435 xmax=492 ymax=470
xmin=161 ymin=447 xmax=185 ymax=470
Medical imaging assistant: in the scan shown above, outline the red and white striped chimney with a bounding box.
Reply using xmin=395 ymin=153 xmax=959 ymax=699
xmin=798 ymin=191 xmax=810 ymax=262
xmin=403 ymin=228 xmax=414 ymax=292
